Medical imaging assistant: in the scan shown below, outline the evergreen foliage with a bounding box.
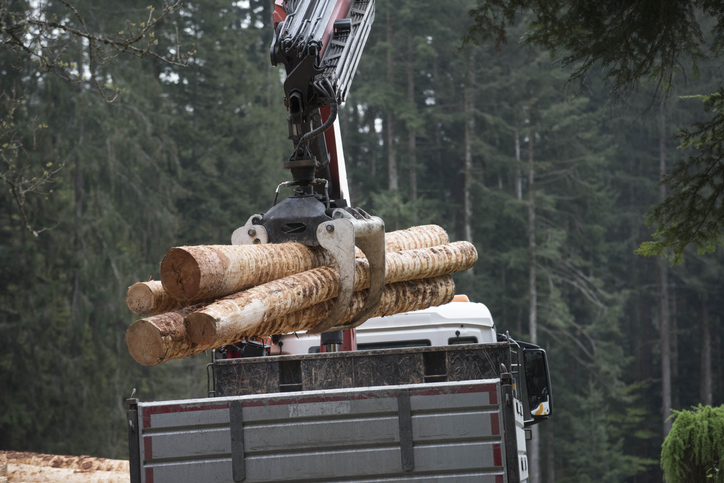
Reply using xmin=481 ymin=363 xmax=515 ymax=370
xmin=638 ymin=90 xmax=724 ymax=263
xmin=464 ymin=0 xmax=724 ymax=260
xmin=0 ymin=2 xmax=723 ymax=482
xmin=661 ymin=405 xmax=724 ymax=482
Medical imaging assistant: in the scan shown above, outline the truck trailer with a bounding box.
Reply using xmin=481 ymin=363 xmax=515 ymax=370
xmin=126 ymin=300 xmax=552 ymax=482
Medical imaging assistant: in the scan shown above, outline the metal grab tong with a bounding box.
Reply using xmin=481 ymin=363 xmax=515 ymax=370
xmin=232 ymin=208 xmax=385 ymax=332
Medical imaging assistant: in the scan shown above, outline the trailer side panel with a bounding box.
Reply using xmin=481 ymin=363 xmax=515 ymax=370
xmin=136 ymin=380 xmax=509 ymax=483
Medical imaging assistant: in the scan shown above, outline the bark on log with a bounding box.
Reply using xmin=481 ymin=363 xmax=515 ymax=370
xmin=186 ymin=242 xmax=477 ymax=345
xmin=245 ymin=275 xmax=456 ymax=338
xmin=383 ymin=224 xmax=448 ymax=251
xmin=1 ymin=451 xmax=129 ymax=483
xmin=160 ymin=224 xmax=449 ymax=302
xmin=160 ymin=243 xmax=330 ymax=302
xmin=127 ymin=276 xmax=454 ymax=366
xmin=125 ymin=304 xmax=205 ymax=367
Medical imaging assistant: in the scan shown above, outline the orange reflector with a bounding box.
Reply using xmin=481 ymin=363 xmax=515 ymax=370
xmin=452 ymin=294 xmax=470 ymax=302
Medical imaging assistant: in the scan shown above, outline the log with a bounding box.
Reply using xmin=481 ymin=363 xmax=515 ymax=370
xmin=382 ymin=224 xmax=449 ymax=251
xmin=185 ymin=242 xmax=477 ymax=345
xmin=160 ymin=243 xmax=330 ymax=302
xmin=7 ymin=465 xmax=128 ymax=483
xmin=126 ymin=281 xmax=184 ymax=316
xmin=244 ymin=275 xmax=456 ymax=338
xmin=127 ymin=276 xmax=454 ymax=366
xmin=0 ymin=452 xmax=128 ymax=473
xmin=160 ymin=224 xmax=449 ymax=302
xmin=126 ymin=281 xmax=216 ymax=317
xmin=125 ymin=305 xmax=205 ymax=367
xmin=1 ymin=451 xmax=129 ymax=483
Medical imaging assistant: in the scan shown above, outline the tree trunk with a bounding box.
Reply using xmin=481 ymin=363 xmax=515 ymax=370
xmin=369 ymin=116 xmax=377 ymax=178
xmin=160 ymin=224 xmax=450 ymax=302
xmin=386 ymin=117 xmax=397 ymax=191
xmin=716 ymin=316 xmax=722 ymax=405
xmin=127 ymin=276 xmax=455 ymax=366
xmin=700 ymin=294 xmax=712 ymax=405
xmin=671 ymin=280 xmax=679 ymax=409
xmin=433 ymin=58 xmax=442 ymax=168
xmin=386 ymin=11 xmax=397 ymax=192
xmin=407 ymin=35 xmax=417 ymax=224
xmin=71 ymin=119 xmax=85 ymax=324
xmin=515 ymin=127 xmax=522 ymax=200
xmin=527 ymin=116 xmax=537 ymax=345
xmin=658 ymin=98 xmax=672 ymax=436
xmin=463 ymin=52 xmax=475 ymax=253
xmin=185 ymin=242 xmax=477 ymax=346
xmin=546 ymin=417 xmax=555 ymax=483
xmin=527 ymin=103 xmax=540 ymax=483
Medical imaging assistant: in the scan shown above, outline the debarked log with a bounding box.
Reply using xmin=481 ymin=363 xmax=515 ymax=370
xmin=7 ymin=465 xmax=128 ymax=483
xmin=126 ymin=281 xmax=184 ymax=316
xmin=125 ymin=304 xmax=205 ymax=367
xmin=126 ymin=276 xmax=455 ymax=366
xmin=185 ymin=242 xmax=477 ymax=345
xmin=241 ymin=275 xmax=456 ymax=338
xmin=125 ymin=281 xmax=216 ymax=317
xmin=1 ymin=451 xmax=129 ymax=483
xmin=160 ymin=224 xmax=450 ymax=302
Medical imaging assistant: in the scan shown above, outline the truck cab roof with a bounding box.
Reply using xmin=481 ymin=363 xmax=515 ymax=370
xmin=276 ymin=297 xmax=497 ymax=355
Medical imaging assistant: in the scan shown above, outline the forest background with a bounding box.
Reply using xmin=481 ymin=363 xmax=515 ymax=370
xmin=1 ymin=1 xmax=723 ymax=482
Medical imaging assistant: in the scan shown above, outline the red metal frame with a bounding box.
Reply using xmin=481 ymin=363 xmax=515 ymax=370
xmin=272 ymin=1 xmax=355 ymax=352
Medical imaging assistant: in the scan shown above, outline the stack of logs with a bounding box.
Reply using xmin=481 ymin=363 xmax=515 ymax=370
xmin=0 ymin=451 xmax=129 ymax=483
xmin=125 ymin=225 xmax=477 ymax=366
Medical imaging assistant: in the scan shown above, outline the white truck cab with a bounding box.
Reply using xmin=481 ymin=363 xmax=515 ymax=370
xmin=274 ymin=295 xmax=498 ymax=355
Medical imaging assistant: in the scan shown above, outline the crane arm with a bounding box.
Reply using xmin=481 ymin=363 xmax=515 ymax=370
xmin=231 ymin=0 xmax=383 ymax=339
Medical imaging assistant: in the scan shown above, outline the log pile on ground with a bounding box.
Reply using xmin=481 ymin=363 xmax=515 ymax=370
xmin=0 ymin=451 xmax=129 ymax=483
xmin=124 ymin=225 xmax=477 ymax=367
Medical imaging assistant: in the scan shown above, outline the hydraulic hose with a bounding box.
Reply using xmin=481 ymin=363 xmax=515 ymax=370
xmin=296 ymin=78 xmax=337 ymax=149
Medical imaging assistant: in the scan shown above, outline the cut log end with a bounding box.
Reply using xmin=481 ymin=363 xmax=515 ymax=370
xmin=160 ymin=248 xmax=201 ymax=301
xmin=185 ymin=312 xmax=217 ymax=345
xmin=126 ymin=282 xmax=155 ymax=315
xmin=125 ymin=320 xmax=165 ymax=367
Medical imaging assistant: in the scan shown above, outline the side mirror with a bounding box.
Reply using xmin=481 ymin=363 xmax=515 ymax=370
xmin=523 ymin=348 xmax=553 ymax=421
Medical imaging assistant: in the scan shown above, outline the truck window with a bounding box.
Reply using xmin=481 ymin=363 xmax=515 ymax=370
xmin=448 ymin=336 xmax=478 ymax=345
xmin=357 ymin=340 xmax=431 ymax=350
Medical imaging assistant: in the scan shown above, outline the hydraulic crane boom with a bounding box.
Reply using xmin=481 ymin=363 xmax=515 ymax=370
xmin=270 ymin=0 xmax=373 ymax=202
xmin=231 ymin=0 xmax=382 ymax=340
